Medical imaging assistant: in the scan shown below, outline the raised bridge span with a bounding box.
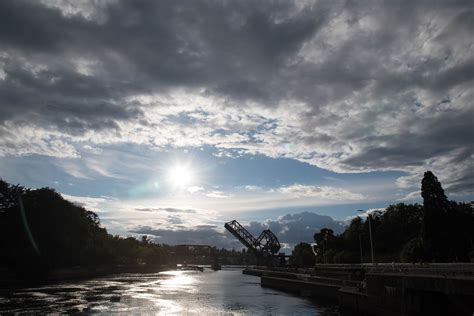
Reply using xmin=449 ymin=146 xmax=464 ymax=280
xmin=224 ymin=220 xmax=281 ymax=255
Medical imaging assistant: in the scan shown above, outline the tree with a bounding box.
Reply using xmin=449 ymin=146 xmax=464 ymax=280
xmin=313 ymin=228 xmax=336 ymax=263
xmin=290 ymin=242 xmax=316 ymax=268
xmin=0 ymin=179 xmax=27 ymax=209
xmin=400 ymin=238 xmax=424 ymax=263
xmin=420 ymin=171 xmax=473 ymax=262
xmin=0 ymin=179 xmax=172 ymax=273
xmin=375 ymin=203 xmax=422 ymax=258
xmin=421 ymin=171 xmax=451 ymax=261
xmin=445 ymin=201 xmax=474 ymax=262
xmin=421 ymin=171 xmax=449 ymax=210
xmin=306 ymin=172 xmax=472 ymax=264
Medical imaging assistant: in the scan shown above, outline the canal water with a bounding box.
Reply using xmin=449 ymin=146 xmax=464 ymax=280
xmin=0 ymin=267 xmax=341 ymax=314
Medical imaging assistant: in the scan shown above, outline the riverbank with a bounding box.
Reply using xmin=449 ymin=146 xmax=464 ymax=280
xmin=0 ymin=264 xmax=172 ymax=288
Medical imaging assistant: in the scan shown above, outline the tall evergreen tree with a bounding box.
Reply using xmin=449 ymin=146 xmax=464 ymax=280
xmin=421 ymin=171 xmax=451 ymax=261
xmin=421 ymin=171 xmax=449 ymax=211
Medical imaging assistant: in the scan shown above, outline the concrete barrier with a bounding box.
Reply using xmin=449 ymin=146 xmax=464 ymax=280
xmin=244 ymin=265 xmax=474 ymax=315
xmin=261 ymin=276 xmax=340 ymax=301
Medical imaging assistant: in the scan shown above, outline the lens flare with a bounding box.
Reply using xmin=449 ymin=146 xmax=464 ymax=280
xmin=167 ymin=164 xmax=193 ymax=188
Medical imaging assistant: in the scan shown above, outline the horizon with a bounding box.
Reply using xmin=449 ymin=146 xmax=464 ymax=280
xmin=1 ymin=1 xmax=473 ymax=252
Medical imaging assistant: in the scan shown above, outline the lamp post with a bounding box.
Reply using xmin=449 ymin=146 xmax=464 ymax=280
xmin=358 ymin=210 xmax=375 ymax=265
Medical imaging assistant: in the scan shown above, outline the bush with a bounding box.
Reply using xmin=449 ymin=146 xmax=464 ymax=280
xmin=400 ymin=238 xmax=424 ymax=263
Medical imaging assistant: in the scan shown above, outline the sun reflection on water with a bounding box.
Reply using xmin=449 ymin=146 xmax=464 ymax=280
xmin=0 ymin=269 xmax=326 ymax=315
xmin=160 ymin=271 xmax=196 ymax=289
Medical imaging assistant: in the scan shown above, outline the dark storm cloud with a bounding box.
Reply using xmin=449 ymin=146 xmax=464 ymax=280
xmin=342 ymin=107 xmax=474 ymax=169
xmin=0 ymin=0 xmax=323 ymax=133
xmin=1 ymin=0 xmax=472 ymax=109
xmin=0 ymin=0 xmax=322 ymax=92
xmin=0 ymin=0 xmax=473 ymax=194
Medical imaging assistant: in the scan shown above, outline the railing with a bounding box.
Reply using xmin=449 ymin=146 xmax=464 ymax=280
xmin=314 ymin=263 xmax=474 ymax=277
xmin=251 ymin=263 xmax=474 ymax=278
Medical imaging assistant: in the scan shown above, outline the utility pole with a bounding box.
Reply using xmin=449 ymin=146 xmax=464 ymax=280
xmin=358 ymin=210 xmax=375 ymax=265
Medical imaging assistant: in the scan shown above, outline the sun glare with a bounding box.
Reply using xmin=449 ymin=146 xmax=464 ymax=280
xmin=167 ymin=164 xmax=193 ymax=188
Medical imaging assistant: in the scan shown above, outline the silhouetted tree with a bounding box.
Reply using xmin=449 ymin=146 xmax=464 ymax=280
xmin=421 ymin=171 xmax=450 ymax=260
xmin=0 ymin=179 xmax=27 ymax=209
xmin=290 ymin=242 xmax=316 ymax=268
xmin=313 ymin=228 xmax=336 ymax=263
xmin=0 ymin=179 xmax=173 ymax=274
xmin=306 ymin=171 xmax=472 ymax=263
xmin=375 ymin=203 xmax=422 ymax=261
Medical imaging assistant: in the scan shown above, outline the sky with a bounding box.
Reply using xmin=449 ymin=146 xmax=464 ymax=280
xmin=0 ymin=0 xmax=473 ymax=251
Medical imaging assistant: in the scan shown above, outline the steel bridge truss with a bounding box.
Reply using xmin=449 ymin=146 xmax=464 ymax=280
xmin=224 ymin=220 xmax=281 ymax=255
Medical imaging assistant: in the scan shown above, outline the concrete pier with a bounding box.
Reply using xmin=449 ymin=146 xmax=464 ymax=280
xmin=261 ymin=276 xmax=340 ymax=300
xmin=244 ymin=264 xmax=474 ymax=315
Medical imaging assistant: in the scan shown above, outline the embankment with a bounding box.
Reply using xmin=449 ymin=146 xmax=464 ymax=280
xmin=0 ymin=264 xmax=170 ymax=288
xmin=244 ymin=264 xmax=474 ymax=315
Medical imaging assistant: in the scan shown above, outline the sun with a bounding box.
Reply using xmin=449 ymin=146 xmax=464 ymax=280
xmin=167 ymin=164 xmax=193 ymax=188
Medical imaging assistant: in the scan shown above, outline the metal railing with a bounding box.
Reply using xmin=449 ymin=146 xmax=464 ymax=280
xmin=314 ymin=263 xmax=474 ymax=277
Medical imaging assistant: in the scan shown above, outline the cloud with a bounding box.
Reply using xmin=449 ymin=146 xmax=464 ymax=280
xmin=167 ymin=215 xmax=182 ymax=225
xmin=130 ymin=226 xmax=241 ymax=249
xmin=396 ymin=191 xmax=421 ymax=203
xmin=343 ymin=208 xmax=387 ymax=224
xmin=187 ymin=186 xmax=204 ymax=193
xmin=277 ymin=184 xmax=365 ymax=200
xmin=135 ymin=207 xmax=197 ymax=214
xmin=0 ymin=0 xmax=472 ymax=196
xmin=205 ymin=191 xmax=232 ymax=199
xmin=195 ymin=224 xmax=218 ymax=229
xmin=130 ymin=211 xmax=344 ymax=252
xmin=61 ymin=193 xmax=113 ymax=213
xmin=247 ymin=211 xmax=345 ymax=249
xmin=244 ymin=185 xmax=262 ymax=191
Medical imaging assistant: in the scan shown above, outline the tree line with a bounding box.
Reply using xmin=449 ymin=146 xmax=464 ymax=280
xmin=291 ymin=171 xmax=473 ymax=267
xmin=2 ymin=171 xmax=472 ymax=272
xmin=0 ymin=180 xmax=252 ymax=275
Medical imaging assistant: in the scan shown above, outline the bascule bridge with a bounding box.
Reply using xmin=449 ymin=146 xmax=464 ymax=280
xmin=224 ymin=220 xmax=281 ymax=264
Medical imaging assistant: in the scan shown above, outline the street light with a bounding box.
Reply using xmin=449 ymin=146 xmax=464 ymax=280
xmin=357 ymin=209 xmax=375 ymax=265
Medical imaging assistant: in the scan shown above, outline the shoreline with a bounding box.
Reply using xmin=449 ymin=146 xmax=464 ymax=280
xmin=0 ymin=264 xmax=247 ymax=289
xmin=0 ymin=264 xmax=172 ymax=289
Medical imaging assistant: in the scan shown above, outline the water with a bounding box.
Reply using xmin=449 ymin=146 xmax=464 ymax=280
xmin=0 ymin=267 xmax=341 ymax=315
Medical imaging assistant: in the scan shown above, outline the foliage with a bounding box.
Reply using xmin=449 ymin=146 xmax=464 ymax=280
xmin=421 ymin=171 xmax=449 ymax=260
xmin=0 ymin=179 xmax=257 ymax=274
xmin=313 ymin=228 xmax=337 ymax=263
xmin=420 ymin=171 xmax=473 ymax=262
xmin=309 ymin=171 xmax=473 ymax=263
xmin=400 ymin=238 xmax=424 ymax=263
xmin=0 ymin=180 xmax=151 ymax=271
xmin=289 ymin=242 xmax=316 ymax=268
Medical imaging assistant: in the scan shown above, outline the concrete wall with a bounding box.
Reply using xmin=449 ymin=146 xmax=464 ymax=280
xmin=365 ymin=273 xmax=474 ymax=315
